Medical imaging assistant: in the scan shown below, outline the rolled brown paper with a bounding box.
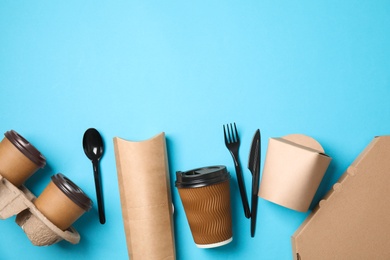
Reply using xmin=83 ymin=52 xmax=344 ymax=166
xmin=113 ymin=132 xmax=176 ymax=260
xmin=34 ymin=173 xmax=92 ymax=230
xmin=0 ymin=130 xmax=46 ymax=187
xmin=258 ymin=134 xmax=331 ymax=212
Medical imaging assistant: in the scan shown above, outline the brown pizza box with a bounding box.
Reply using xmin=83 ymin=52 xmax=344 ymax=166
xmin=292 ymin=136 xmax=390 ymax=259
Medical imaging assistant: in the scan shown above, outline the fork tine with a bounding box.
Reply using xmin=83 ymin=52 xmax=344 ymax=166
xmin=229 ymin=123 xmax=237 ymax=143
xmin=224 ymin=123 xmax=240 ymax=144
xmin=223 ymin=125 xmax=228 ymax=144
xmin=230 ymin=123 xmax=236 ymax=142
xmin=227 ymin=124 xmax=232 ymax=143
xmin=233 ymin=122 xmax=239 ymax=142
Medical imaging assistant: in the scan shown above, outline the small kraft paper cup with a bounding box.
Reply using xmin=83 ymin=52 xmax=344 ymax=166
xmin=258 ymin=134 xmax=331 ymax=212
xmin=34 ymin=173 xmax=92 ymax=230
xmin=0 ymin=130 xmax=46 ymax=187
xmin=175 ymin=166 xmax=232 ymax=248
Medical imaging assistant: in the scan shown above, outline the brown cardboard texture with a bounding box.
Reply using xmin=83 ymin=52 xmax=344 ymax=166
xmin=292 ymin=136 xmax=390 ymax=259
xmin=113 ymin=132 xmax=176 ymax=260
xmin=0 ymin=174 xmax=80 ymax=246
xmin=258 ymin=134 xmax=331 ymax=212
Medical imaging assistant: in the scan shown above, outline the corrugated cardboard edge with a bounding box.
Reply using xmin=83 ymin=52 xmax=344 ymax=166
xmin=291 ymin=136 xmax=384 ymax=259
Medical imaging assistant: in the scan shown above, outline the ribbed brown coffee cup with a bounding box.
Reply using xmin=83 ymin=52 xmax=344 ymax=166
xmin=34 ymin=173 xmax=92 ymax=230
xmin=176 ymin=166 xmax=232 ymax=248
xmin=0 ymin=130 xmax=46 ymax=187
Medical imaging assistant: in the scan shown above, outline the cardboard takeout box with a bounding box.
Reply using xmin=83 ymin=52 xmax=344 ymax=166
xmin=258 ymin=134 xmax=331 ymax=212
xmin=292 ymin=136 xmax=390 ymax=259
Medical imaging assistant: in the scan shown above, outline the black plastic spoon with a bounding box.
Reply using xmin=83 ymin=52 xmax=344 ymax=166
xmin=83 ymin=128 xmax=105 ymax=224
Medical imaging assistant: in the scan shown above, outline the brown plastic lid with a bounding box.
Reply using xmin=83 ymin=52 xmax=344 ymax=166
xmin=51 ymin=173 xmax=93 ymax=211
xmin=4 ymin=130 xmax=46 ymax=168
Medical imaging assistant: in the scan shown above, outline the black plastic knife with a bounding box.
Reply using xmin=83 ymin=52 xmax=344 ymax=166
xmin=248 ymin=129 xmax=261 ymax=237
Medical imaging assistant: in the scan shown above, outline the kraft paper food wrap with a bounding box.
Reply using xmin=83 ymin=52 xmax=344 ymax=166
xmin=258 ymin=134 xmax=331 ymax=212
xmin=113 ymin=133 xmax=176 ymax=260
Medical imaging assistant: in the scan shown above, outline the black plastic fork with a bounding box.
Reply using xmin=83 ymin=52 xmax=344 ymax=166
xmin=223 ymin=123 xmax=251 ymax=219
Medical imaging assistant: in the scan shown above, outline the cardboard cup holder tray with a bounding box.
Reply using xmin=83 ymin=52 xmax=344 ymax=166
xmin=0 ymin=174 xmax=80 ymax=246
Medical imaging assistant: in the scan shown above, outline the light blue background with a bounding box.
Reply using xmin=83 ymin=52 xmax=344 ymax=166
xmin=1 ymin=1 xmax=390 ymax=259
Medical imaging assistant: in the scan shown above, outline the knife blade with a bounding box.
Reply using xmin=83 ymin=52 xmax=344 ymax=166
xmin=248 ymin=129 xmax=261 ymax=237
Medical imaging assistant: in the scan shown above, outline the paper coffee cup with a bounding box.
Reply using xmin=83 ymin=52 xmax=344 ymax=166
xmin=0 ymin=130 xmax=46 ymax=187
xmin=34 ymin=173 xmax=92 ymax=230
xmin=175 ymin=166 xmax=232 ymax=248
